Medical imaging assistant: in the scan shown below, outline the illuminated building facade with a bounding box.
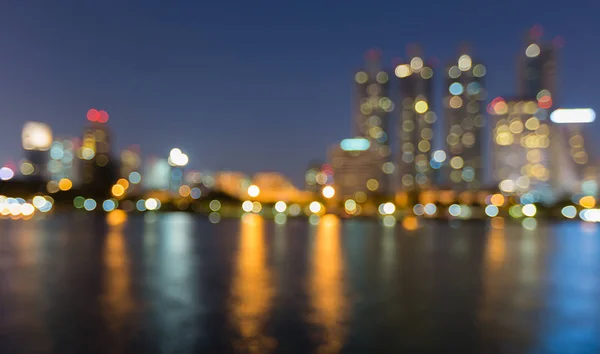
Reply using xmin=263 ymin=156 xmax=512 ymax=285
xmin=353 ymin=49 xmax=393 ymax=192
xmin=490 ymin=98 xmax=553 ymax=200
xmin=120 ymin=145 xmax=142 ymax=193
xmin=79 ymin=109 xmax=117 ymax=197
xmin=394 ymin=50 xmax=435 ymax=191
xmin=143 ymin=157 xmax=170 ymax=191
xmin=21 ymin=122 xmax=53 ymax=180
xmin=47 ymin=137 xmax=80 ymax=185
xmin=550 ymin=109 xmax=597 ymax=196
xmin=330 ymin=138 xmax=386 ymax=199
xmin=443 ymin=53 xmax=486 ymax=190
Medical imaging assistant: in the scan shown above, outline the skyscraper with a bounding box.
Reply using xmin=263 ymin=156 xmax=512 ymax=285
xmin=79 ymin=109 xmax=117 ymax=197
xmin=518 ymin=26 xmax=558 ymax=103
xmin=353 ymin=49 xmax=393 ymax=193
xmin=394 ymin=48 xmax=435 ymax=191
xmin=47 ymin=137 xmax=80 ymax=185
xmin=443 ymin=52 xmax=486 ymax=190
xmin=490 ymin=98 xmax=553 ymax=201
xmin=21 ymin=122 xmax=53 ymax=181
xmin=330 ymin=138 xmax=386 ymax=199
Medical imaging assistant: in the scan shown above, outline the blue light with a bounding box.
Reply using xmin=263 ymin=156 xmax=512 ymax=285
xmin=129 ymin=171 xmax=142 ymax=184
xmin=430 ymin=160 xmax=442 ymax=169
xmin=83 ymin=199 xmax=97 ymax=211
xmin=449 ymin=82 xmax=464 ymax=95
xmin=190 ymin=187 xmax=202 ymax=199
xmin=340 ymin=138 xmax=370 ymax=151
xmin=136 ymin=200 xmax=147 ymax=211
xmin=102 ymin=199 xmax=116 ymax=212
xmin=467 ymin=82 xmax=481 ymax=95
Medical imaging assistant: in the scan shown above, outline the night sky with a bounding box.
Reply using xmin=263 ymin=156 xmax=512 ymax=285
xmin=0 ymin=0 xmax=598 ymax=186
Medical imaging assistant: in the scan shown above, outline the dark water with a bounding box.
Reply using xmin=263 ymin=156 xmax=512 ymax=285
xmin=1 ymin=213 xmax=599 ymax=354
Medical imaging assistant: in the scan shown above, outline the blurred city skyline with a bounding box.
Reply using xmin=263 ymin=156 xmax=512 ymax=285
xmin=0 ymin=1 xmax=599 ymax=186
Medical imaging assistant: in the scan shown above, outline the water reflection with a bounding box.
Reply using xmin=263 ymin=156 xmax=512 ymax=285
xmin=230 ymin=213 xmax=276 ymax=352
xmin=101 ymin=216 xmax=134 ymax=332
xmin=309 ymin=214 xmax=348 ymax=353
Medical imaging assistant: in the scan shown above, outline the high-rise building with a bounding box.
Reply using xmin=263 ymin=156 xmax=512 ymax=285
xmin=330 ymin=138 xmax=386 ymax=199
xmin=143 ymin=157 xmax=170 ymax=191
xmin=47 ymin=137 xmax=80 ymax=185
xmin=490 ymin=98 xmax=553 ymax=201
xmin=394 ymin=49 xmax=435 ymax=191
xmin=550 ymin=108 xmax=597 ymax=196
xmin=353 ymin=49 xmax=393 ymax=192
xmin=79 ymin=109 xmax=117 ymax=197
xmin=21 ymin=122 xmax=53 ymax=181
xmin=443 ymin=52 xmax=487 ymax=190
xmin=120 ymin=145 xmax=142 ymax=193
xmin=518 ymin=26 xmax=558 ymax=103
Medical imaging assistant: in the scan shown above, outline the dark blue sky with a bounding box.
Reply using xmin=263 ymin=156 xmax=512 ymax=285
xmin=0 ymin=0 xmax=598 ymax=185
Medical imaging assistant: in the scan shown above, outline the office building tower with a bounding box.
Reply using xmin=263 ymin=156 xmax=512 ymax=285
xmin=330 ymin=138 xmax=386 ymax=199
xmin=550 ymin=108 xmax=597 ymax=196
xmin=353 ymin=49 xmax=393 ymax=192
xmin=444 ymin=52 xmax=486 ymax=190
xmin=21 ymin=122 xmax=53 ymax=181
xmin=490 ymin=98 xmax=553 ymax=201
xmin=518 ymin=26 xmax=558 ymax=103
xmin=120 ymin=145 xmax=142 ymax=193
xmin=143 ymin=157 xmax=170 ymax=191
xmin=79 ymin=109 xmax=117 ymax=197
xmin=394 ymin=49 xmax=435 ymax=191
xmin=47 ymin=137 xmax=80 ymax=185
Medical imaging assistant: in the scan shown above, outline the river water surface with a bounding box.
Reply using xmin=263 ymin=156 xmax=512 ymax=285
xmin=1 ymin=213 xmax=599 ymax=353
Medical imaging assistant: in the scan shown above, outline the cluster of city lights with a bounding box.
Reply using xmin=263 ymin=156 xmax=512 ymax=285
xmin=0 ymin=195 xmax=53 ymax=219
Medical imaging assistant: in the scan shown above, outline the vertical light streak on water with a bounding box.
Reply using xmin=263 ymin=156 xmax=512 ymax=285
xmin=308 ymin=214 xmax=348 ymax=353
xmin=154 ymin=213 xmax=201 ymax=352
xmin=101 ymin=217 xmax=134 ymax=335
xmin=230 ymin=213 xmax=276 ymax=353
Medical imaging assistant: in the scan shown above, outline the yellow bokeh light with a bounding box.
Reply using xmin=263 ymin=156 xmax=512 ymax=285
xmin=450 ymin=156 xmax=464 ymax=169
xmin=111 ymin=184 xmax=125 ymax=197
xmin=46 ymin=180 xmax=59 ymax=193
xmin=366 ymin=179 xmax=379 ymax=191
xmin=490 ymin=194 xmax=505 ymax=207
xmin=395 ymin=64 xmax=412 ymax=78
xmin=414 ymin=100 xmax=428 ymax=114
xmin=449 ymin=96 xmax=463 ymax=109
xmin=410 ymin=57 xmax=423 ymax=71
xmin=58 ymin=178 xmax=72 ymax=191
xmin=117 ymin=178 xmax=130 ymax=190
xmin=179 ymin=185 xmax=191 ymax=197
xmin=579 ymin=196 xmax=596 ymax=209
xmin=458 ymin=54 xmax=472 ymax=71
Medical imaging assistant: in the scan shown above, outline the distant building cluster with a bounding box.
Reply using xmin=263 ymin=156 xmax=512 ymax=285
xmin=321 ymin=26 xmax=596 ymax=205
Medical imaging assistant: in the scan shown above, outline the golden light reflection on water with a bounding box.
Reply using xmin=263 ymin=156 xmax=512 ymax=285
xmin=309 ymin=214 xmax=348 ymax=354
xmin=479 ymin=218 xmax=506 ymax=323
xmin=101 ymin=216 xmax=134 ymax=332
xmin=486 ymin=219 xmax=506 ymax=270
xmin=230 ymin=213 xmax=276 ymax=353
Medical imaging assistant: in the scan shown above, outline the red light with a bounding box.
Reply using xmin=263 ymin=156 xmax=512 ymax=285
xmin=98 ymin=110 xmax=109 ymax=123
xmin=530 ymin=25 xmax=543 ymax=39
xmin=87 ymin=109 xmax=99 ymax=122
xmin=538 ymin=96 xmax=552 ymax=109
xmin=365 ymin=48 xmax=381 ymax=61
